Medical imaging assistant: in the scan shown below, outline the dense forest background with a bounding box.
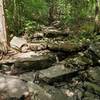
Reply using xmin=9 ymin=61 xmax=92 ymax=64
xmin=3 ymin=0 xmax=100 ymax=38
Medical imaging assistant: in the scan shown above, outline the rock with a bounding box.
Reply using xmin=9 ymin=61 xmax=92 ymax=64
xmin=0 ymin=73 xmax=28 ymax=98
xmin=59 ymin=77 xmax=84 ymax=100
xmin=85 ymin=42 xmax=100 ymax=65
xmin=39 ymin=63 xmax=78 ymax=83
xmin=10 ymin=36 xmax=27 ymax=50
xmin=86 ymin=67 xmax=100 ymax=84
xmin=28 ymin=42 xmax=47 ymax=51
xmin=48 ymin=41 xmax=89 ymax=52
xmin=0 ymin=51 xmax=56 ymax=72
xmin=19 ymin=72 xmax=34 ymax=82
xmin=28 ymin=82 xmax=67 ymax=100
xmin=89 ymin=42 xmax=100 ymax=58
xmin=82 ymin=91 xmax=100 ymax=100
xmin=39 ymin=53 xmax=92 ymax=83
xmin=84 ymin=82 xmax=100 ymax=95
xmin=33 ymin=32 xmax=44 ymax=38
xmin=63 ymin=53 xmax=92 ymax=71
xmin=44 ymin=29 xmax=68 ymax=38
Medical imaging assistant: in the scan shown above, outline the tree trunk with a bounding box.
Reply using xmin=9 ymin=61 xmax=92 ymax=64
xmin=48 ymin=0 xmax=57 ymax=25
xmin=0 ymin=0 xmax=8 ymax=53
xmin=94 ymin=0 xmax=100 ymax=34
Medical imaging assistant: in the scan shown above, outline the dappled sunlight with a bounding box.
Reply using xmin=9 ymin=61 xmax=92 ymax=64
xmin=0 ymin=0 xmax=100 ymax=99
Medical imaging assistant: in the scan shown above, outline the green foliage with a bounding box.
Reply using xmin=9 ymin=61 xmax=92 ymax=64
xmin=5 ymin=0 xmax=48 ymax=35
xmin=57 ymin=0 xmax=96 ymax=24
xmin=4 ymin=0 xmax=99 ymax=36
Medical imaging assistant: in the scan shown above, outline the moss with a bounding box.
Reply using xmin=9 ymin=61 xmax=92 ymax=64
xmin=84 ymin=82 xmax=100 ymax=95
xmin=80 ymin=22 xmax=95 ymax=33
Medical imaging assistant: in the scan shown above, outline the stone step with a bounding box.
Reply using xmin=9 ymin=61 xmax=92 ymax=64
xmin=0 ymin=51 xmax=56 ymax=73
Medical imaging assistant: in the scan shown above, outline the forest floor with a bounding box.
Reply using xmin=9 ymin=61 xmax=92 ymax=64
xmin=0 ymin=23 xmax=100 ymax=100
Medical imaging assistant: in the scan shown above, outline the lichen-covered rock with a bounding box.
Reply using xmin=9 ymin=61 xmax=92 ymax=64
xmin=89 ymin=42 xmax=100 ymax=58
xmin=84 ymin=82 xmax=100 ymax=95
xmin=38 ymin=53 xmax=92 ymax=83
xmin=48 ymin=41 xmax=88 ymax=52
xmin=86 ymin=67 xmax=100 ymax=84
xmin=63 ymin=53 xmax=93 ymax=70
xmin=28 ymin=42 xmax=47 ymax=51
xmin=0 ymin=51 xmax=56 ymax=73
xmin=39 ymin=63 xmax=76 ymax=83
xmin=28 ymin=82 xmax=67 ymax=100
xmin=82 ymin=91 xmax=100 ymax=100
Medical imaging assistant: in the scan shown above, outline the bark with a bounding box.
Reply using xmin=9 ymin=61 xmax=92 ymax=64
xmin=94 ymin=0 xmax=100 ymax=34
xmin=0 ymin=0 xmax=8 ymax=53
xmin=48 ymin=0 xmax=57 ymax=25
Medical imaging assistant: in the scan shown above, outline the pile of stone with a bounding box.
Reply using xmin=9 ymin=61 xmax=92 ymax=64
xmin=0 ymin=27 xmax=100 ymax=100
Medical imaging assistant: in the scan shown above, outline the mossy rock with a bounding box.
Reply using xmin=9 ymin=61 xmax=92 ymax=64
xmin=87 ymin=67 xmax=100 ymax=83
xmin=79 ymin=22 xmax=94 ymax=33
xmin=83 ymin=91 xmax=100 ymax=100
xmin=28 ymin=82 xmax=67 ymax=100
xmin=84 ymin=82 xmax=100 ymax=95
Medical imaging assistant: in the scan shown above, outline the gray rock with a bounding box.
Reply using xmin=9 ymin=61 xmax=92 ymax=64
xmin=39 ymin=63 xmax=77 ymax=83
xmin=10 ymin=36 xmax=27 ymax=50
xmin=89 ymin=42 xmax=100 ymax=58
xmin=0 ymin=51 xmax=56 ymax=72
xmin=0 ymin=74 xmax=28 ymax=98
xmin=28 ymin=42 xmax=47 ymax=51
xmin=82 ymin=91 xmax=100 ymax=100
xmin=84 ymin=82 xmax=100 ymax=95
xmin=28 ymin=82 xmax=67 ymax=100
xmin=86 ymin=67 xmax=100 ymax=83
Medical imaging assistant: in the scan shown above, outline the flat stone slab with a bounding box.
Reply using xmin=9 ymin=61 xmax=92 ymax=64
xmin=39 ymin=53 xmax=91 ymax=83
xmin=0 ymin=51 xmax=56 ymax=71
xmin=39 ymin=63 xmax=77 ymax=83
